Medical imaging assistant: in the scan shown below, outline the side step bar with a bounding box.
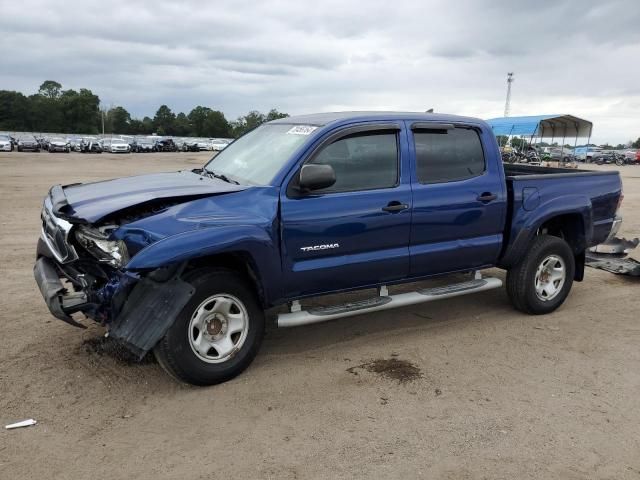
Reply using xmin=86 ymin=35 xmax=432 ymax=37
xmin=277 ymin=276 xmax=502 ymax=328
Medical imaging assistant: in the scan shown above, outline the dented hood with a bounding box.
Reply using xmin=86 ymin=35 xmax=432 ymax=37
xmin=53 ymin=170 xmax=247 ymax=223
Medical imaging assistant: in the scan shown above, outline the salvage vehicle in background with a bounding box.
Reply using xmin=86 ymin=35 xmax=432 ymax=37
xmin=79 ymin=138 xmax=103 ymax=153
xmin=211 ymin=138 xmax=232 ymax=151
xmin=155 ymin=138 xmax=178 ymax=152
xmin=0 ymin=134 xmax=14 ymax=151
xmin=17 ymin=135 xmax=41 ymax=152
xmin=131 ymin=138 xmax=157 ymax=153
xmin=34 ymin=112 xmax=623 ymax=386
xmin=103 ymin=137 xmax=131 ymax=153
xmin=48 ymin=137 xmax=71 ymax=152
xmin=181 ymin=139 xmax=200 ymax=152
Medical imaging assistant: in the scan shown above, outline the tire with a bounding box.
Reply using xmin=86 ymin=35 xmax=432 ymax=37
xmin=506 ymin=234 xmax=575 ymax=315
xmin=154 ymin=268 xmax=265 ymax=385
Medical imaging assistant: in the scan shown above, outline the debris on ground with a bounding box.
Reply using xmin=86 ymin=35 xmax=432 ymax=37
xmin=589 ymin=237 xmax=639 ymax=255
xmin=347 ymin=358 xmax=422 ymax=383
xmin=5 ymin=419 xmax=37 ymax=430
xmin=82 ymin=336 xmax=153 ymax=365
xmin=586 ymin=236 xmax=640 ymax=277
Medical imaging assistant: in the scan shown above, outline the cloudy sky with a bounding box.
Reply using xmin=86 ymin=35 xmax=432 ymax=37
xmin=2 ymin=0 xmax=639 ymax=144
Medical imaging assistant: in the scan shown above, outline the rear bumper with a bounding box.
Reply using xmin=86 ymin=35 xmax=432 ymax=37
xmin=606 ymin=215 xmax=623 ymax=243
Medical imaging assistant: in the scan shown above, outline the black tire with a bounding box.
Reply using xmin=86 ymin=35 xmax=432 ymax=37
xmin=506 ymin=234 xmax=575 ymax=315
xmin=154 ymin=268 xmax=265 ymax=385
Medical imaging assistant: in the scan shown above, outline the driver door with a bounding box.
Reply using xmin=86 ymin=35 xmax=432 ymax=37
xmin=279 ymin=124 xmax=412 ymax=298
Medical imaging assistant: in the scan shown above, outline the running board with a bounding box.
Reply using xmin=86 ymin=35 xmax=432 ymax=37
xmin=277 ymin=276 xmax=503 ymax=328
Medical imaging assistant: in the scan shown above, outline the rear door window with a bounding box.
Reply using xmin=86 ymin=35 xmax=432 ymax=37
xmin=413 ymin=127 xmax=485 ymax=184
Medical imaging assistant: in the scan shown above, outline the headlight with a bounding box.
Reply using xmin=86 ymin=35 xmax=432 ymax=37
xmin=75 ymin=226 xmax=129 ymax=268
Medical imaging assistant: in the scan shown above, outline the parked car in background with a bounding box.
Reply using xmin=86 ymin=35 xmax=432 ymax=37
xmin=211 ymin=138 xmax=232 ymax=151
xmin=131 ymin=138 xmax=157 ymax=152
xmin=195 ymin=139 xmax=213 ymax=151
xmin=17 ymin=135 xmax=41 ymax=152
xmin=48 ymin=137 xmax=71 ymax=153
xmin=0 ymin=134 xmax=14 ymax=151
xmin=79 ymin=138 xmax=103 ymax=153
xmin=103 ymin=138 xmax=131 ymax=153
xmin=181 ymin=139 xmax=200 ymax=152
xmin=540 ymin=147 xmax=574 ymax=162
xmin=67 ymin=137 xmax=83 ymax=152
xmin=155 ymin=138 xmax=178 ymax=152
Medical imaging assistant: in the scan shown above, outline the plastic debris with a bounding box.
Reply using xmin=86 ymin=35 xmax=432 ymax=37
xmin=5 ymin=419 xmax=37 ymax=430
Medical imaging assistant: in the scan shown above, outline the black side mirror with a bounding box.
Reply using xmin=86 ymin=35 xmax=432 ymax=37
xmin=299 ymin=164 xmax=336 ymax=192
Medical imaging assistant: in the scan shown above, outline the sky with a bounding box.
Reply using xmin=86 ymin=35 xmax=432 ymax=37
xmin=1 ymin=0 xmax=639 ymax=144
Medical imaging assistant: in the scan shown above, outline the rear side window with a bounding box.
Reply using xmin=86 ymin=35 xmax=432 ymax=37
xmin=413 ymin=127 xmax=485 ymax=184
xmin=308 ymin=132 xmax=398 ymax=193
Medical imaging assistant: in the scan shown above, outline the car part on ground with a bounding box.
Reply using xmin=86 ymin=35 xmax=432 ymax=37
xmin=586 ymin=235 xmax=640 ymax=277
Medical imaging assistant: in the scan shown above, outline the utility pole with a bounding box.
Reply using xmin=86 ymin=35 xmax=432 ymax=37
xmin=101 ymin=111 xmax=105 ymax=135
xmin=504 ymin=72 xmax=514 ymax=117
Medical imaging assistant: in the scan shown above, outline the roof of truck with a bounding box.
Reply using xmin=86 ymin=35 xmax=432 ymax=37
xmin=269 ymin=111 xmax=484 ymax=126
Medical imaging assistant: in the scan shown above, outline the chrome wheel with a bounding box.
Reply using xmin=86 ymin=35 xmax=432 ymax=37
xmin=534 ymin=255 xmax=566 ymax=301
xmin=187 ymin=294 xmax=249 ymax=363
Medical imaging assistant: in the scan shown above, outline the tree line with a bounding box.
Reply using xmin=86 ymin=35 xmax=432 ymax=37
xmin=0 ymin=80 xmax=288 ymax=138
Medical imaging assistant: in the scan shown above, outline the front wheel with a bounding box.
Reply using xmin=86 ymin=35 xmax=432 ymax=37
xmin=154 ymin=268 xmax=265 ymax=385
xmin=506 ymin=235 xmax=575 ymax=315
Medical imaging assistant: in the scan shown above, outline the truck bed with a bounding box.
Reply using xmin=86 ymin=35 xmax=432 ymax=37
xmin=499 ymin=163 xmax=622 ymax=268
xmin=503 ymin=163 xmax=616 ymax=179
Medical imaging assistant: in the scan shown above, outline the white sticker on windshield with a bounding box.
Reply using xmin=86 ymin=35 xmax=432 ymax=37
xmin=286 ymin=125 xmax=318 ymax=135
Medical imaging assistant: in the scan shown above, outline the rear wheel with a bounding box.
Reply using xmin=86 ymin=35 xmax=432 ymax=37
xmin=506 ymin=235 xmax=575 ymax=315
xmin=154 ymin=268 xmax=265 ymax=385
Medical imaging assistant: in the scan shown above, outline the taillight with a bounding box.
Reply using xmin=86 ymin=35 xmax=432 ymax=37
xmin=617 ymin=192 xmax=624 ymax=212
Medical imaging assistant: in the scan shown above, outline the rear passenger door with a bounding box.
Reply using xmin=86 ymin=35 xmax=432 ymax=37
xmin=280 ymin=124 xmax=412 ymax=298
xmin=408 ymin=122 xmax=506 ymax=276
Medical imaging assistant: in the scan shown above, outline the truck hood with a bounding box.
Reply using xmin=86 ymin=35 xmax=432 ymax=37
xmin=53 ymin=170 xmax=247 ymax=223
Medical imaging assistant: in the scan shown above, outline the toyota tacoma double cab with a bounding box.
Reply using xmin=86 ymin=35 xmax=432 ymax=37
xmin=34 ymin=112 xmax=623 ymax=385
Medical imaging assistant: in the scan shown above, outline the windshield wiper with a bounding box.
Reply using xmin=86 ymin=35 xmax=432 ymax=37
xmin=203 ymin=169 xmax=240 ymax=185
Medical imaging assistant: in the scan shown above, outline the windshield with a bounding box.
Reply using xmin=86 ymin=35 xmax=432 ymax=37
xmin=204 ymin=124 xmax=314 ymax=185
xmin=0 ymin=135 xmax=10 ymax=140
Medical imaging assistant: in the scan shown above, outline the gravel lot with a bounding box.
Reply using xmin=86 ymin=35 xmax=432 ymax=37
xmin=1 ymin=152 xmax=639 ymax=479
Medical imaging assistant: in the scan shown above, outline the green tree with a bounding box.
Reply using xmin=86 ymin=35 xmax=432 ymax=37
xmin=60 ymin=88 xmax=100 ymax=133
xmin=231 ymin=110 xmax=265 ymax=137
xmin=153 ymin=105 xmax=176 ymax=135
xmin=510 ymin=137 xmax=528 ymax=149
xmin=142 ymin=116 xmax=154 ymax=134
xmin=188 ymin=106 xmax=210 ymax=137
xmin=108 ymin=106 xmax=132 ymax=133
xmin=631 ymin=138 xmax=640 ymax=149
xmin=203 ymin=110 xmax=231 ymax=137
xmin=129 ymin=118 xmax=143 ymax=134
xmin=38 ymin=80 xmax=62 ymax=99
xmin=0 ymin=91 xmax=30 ymax=131
xmin=265 ymin=108 xmax=289 ymax=121
xmin=174 ymin=112 xmax=191 ymax=136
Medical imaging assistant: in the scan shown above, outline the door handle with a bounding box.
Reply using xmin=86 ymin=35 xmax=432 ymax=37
xmin=382 ymin=201 xmax=409 ymax=213
xmin=477 ymin=192 xmax=497 ymax=203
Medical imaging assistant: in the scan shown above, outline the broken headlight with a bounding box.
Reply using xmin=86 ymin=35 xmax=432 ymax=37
xmin=74 ymin=226 xmax=129 ymax=268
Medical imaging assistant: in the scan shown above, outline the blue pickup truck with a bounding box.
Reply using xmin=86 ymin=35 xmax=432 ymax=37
xmin=35 ymin=112 xmax=623 ymax=385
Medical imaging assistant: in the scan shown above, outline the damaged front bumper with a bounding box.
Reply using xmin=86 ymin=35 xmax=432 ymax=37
xmin=34 ymin=256 xmax=89 ymax=328
xmin=34 ymin=239 xmax=195 ymax=359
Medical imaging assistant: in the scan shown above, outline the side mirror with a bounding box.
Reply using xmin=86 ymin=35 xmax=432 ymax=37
xmin=299 ymin=164 xmax=336 ymax=192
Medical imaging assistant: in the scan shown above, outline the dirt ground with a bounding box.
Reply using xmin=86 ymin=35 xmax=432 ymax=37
xmin=1 ymin=152 xmax=639 ymax=480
